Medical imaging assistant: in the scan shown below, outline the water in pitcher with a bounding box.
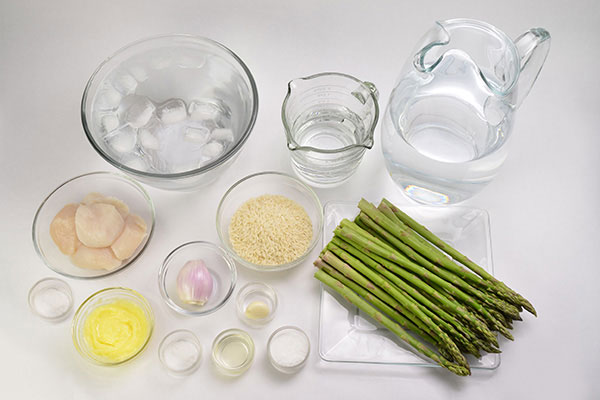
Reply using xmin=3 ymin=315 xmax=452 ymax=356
xmin=382 ymin=50 xmax=514 ymax=204
xmin=382 ymin=19 xmax=551 ymax=204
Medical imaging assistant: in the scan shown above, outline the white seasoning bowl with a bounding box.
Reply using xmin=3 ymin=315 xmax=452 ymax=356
xmin=216 ymin=171 xmax=323 ymax=272
xmin=267 ymin=326 xmax=310 ymax=374
xmin=158 ymin=330 xmax=202 ymax=376
xmin=28 ymin=277 xmax=73 ymax=322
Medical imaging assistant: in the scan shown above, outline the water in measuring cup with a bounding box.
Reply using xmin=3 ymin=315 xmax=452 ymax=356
xmin=292 ymin=106 xmax=364 ymax=152
xmin=382 ymin=51 xmax=513 ymax=204
xmin=289 ymin=105 xmax=367 ymax=187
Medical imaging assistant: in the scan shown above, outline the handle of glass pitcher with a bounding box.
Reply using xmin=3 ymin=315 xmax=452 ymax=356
xmin=513 ymin=28 xmax=551 ymax=108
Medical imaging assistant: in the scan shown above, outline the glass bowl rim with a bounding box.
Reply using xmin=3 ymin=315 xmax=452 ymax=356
xmin=71 ymin=286 xmax=155 ymax=366
xmin=215 ymin=171 xmax=324 ymax=272
xmin=80 ymin=33 xmax=259 ymax=180
xmin=158 ymin=240 xmax=238 ymax=316
xmin=31 ymin=171 xmax=156 ymax=280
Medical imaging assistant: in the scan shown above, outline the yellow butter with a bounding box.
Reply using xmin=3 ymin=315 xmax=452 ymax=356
xmin=83 ymin=299 xmax=150 ymax=363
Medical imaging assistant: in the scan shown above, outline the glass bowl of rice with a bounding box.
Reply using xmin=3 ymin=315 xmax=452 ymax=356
xmin=216 ymin=171 xmax=323 ymax=272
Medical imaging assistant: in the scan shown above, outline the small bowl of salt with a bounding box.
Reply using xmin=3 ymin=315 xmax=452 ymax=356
xmin=158 ymin=329 xmax=202 ymax=376
xmin=28 ymin=277 xmax=73 ymax=322
xmin=267 ymin=326 xmax=310 ymax=374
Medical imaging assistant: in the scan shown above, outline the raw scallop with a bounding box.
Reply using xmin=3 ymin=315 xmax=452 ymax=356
xmin=82 ymin=192 xmax=130 ymax=218
xmin=49 ymin=203 xmax=81 ymax=255
xmin=75 ymin=203 xmax=124 ymax=248
xmin=70 ymin=245 xmax=122 ymax=270
xmin=111 ymin=214 xmax=148 ymax=260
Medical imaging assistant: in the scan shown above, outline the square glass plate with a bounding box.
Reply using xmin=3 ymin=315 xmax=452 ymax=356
xmin=318 ymin=201 xmax=500 ymax=370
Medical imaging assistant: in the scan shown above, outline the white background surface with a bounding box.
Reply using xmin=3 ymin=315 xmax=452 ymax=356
xmin=1 ymin=0 xmax=598 ymax=398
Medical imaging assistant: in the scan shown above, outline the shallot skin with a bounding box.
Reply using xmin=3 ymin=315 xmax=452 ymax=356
xmin=176 ymin=259 xmax=214 ymax=305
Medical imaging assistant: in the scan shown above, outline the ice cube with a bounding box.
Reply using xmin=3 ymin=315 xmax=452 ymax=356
xmin=122 ymin=156 xmax=148 ymax=171
xmin=197 ymin=155 xmax=212 ymax=168
xmin=128 ymin=65 xmax=148 ymax=82
xmin=188 ymin=100 xmax=221 ymax=121
xmin=211 ymin=128 xmax=234 ymax=143
xmin=138 ymin=128 xmax=160 ymax=150
xmin=158 ymin=99 xmax=187 ymax=124
xmin=124 ymin=96 xmax=155 ymax=128
xmin=151 ymin=56 xmax=171 ymax=70
xmin=96 ymin=87 xmax=122 ymax=110
xmin=107 ymin=126 xmax=137 ymax=153
xmin=143 ymin=151 xmax=169 ymax=173
xmin=175 ymin=53 xmax=206 ymax=69
xmin=101 ymin=114 xmax=120 ymax=133
xmin=184 ymin=126 xmax=210 ymax=144
xmin=202 ymin=141 xmax=224 ymax=158
xmin=113 ymin=73 xmax=138 ymax=95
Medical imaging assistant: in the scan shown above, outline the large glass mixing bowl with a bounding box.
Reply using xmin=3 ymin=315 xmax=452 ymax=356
xmin=81 ymin=34 xmax=258 ymax=190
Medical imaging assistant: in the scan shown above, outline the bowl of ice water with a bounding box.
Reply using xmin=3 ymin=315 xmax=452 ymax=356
xmin=81 ymin=34 xmax=258 ymax=190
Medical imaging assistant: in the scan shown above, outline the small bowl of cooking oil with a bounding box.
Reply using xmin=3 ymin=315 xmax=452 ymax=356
xmin=211 ymin=328 xmax=254 ymax=376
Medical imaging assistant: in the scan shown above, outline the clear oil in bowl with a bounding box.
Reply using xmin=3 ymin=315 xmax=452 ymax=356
xmin=211 ymin=329 xmax=254 ymax=376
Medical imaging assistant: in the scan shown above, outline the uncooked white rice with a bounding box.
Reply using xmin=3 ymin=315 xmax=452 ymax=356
xmin=228 ymin=194 xmax=313 ymax=266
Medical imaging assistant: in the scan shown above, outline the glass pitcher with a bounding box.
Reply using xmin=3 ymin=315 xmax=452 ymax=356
xmin=382 ymin=19 xmax=551 ymax=204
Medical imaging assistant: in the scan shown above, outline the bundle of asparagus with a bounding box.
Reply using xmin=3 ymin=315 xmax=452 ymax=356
xmin=313 ymin=198 xmax=536 ymax=376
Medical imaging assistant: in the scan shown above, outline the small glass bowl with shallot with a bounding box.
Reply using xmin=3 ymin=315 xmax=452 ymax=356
xmin=158 ymin=241 xmax=237 ymax=316
xmin=32 ymin=171 xmax=155 ymax=279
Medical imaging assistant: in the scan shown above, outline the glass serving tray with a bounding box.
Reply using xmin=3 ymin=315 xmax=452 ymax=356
xmin=318 ymin=201 xmax=500 ymax=370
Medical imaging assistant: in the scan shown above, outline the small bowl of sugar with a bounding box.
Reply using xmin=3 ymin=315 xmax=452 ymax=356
xmin=267 ymin=325 xmax=310 ymax=374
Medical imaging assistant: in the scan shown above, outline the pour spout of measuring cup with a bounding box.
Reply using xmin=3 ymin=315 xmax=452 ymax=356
xmin=351 ymin=81 xmax=379 ymax=104
xmin=287 ymin=141 xmax=299 ymax=151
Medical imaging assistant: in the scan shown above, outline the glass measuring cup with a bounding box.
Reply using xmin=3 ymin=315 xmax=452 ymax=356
xmin=282 ymin=72 xmax=379 ymax=188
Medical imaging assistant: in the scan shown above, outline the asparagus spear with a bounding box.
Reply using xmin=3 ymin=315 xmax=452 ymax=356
xmin=330 ymin=236 xmax=499 ymax=349
xmin=319 ymin=249 xmax=435 ymax=338
xmin=334 ymin=224 xmax=514 ymax=341
xmin=327 ymin=243 xmax=482 ymax=358
xmin=316 ymin=256 xmax=461 ymax=362
xmin=366 ymin=200 xmax=506 ymax=293
xmin=314 ymin=258 xmax=442 ymax=350
xmin=381 ymin=198 xmax=537 ymax=316
xmin=314 ymin=268 xmax=471 ymax=376
xmin=355 ymin=202 xmax=515 ymax=338
xmin=365 ymin=200 xmax=516 ymax=305
xmin=321 ymin=250 xmax=469 ymax=369
xmin=358 ymin=211 xmax=521 ymax=321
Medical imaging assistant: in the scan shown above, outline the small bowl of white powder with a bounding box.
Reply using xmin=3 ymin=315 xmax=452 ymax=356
xmin=28 ymin=277 xmax=73 ymax=322
xmin=158 ymin=329 xmax=202 ymax=376
xmin=267 ymin=326 xmax=310 ymax=374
